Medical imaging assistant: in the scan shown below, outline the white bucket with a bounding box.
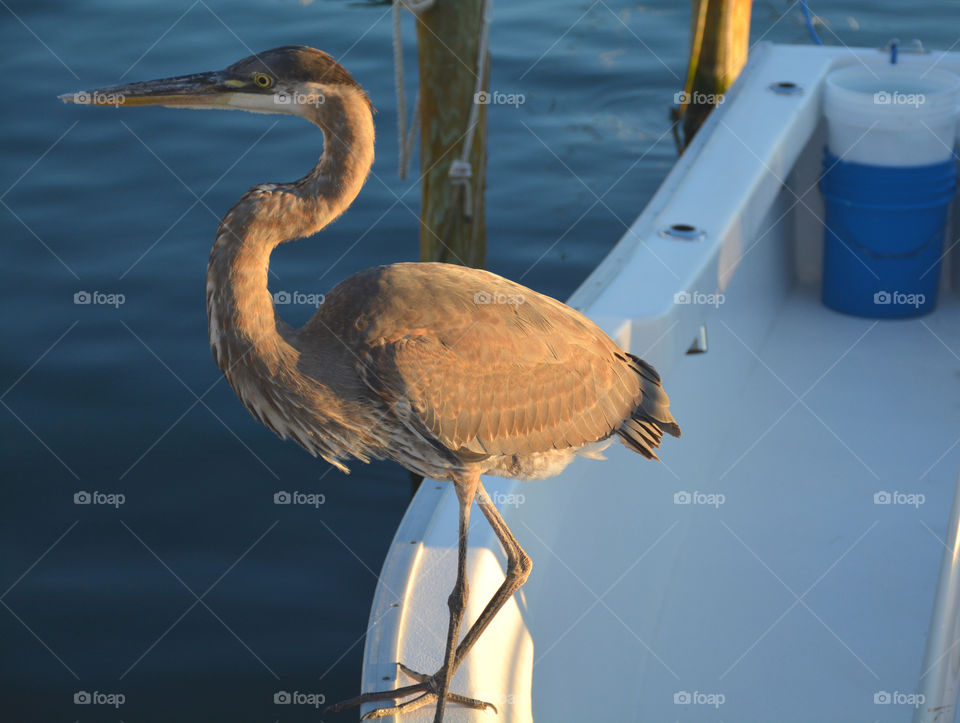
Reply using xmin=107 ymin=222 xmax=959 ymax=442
xmin=824 ymin=64 xmax=960 ymax=166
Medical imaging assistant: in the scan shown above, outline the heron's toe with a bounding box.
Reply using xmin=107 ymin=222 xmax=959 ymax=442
xmin=397 ymin=661 xmax=432 ymax=683
xmin=327 ymin=661 xmax=497 ymax=719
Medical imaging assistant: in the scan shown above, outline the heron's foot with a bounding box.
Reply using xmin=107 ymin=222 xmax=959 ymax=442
xmin=323 ymin=662 xmax=497 ymax=719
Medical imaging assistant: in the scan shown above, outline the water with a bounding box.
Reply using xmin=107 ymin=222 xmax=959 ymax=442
xmin=1 ymin=1 xmax=954 ymax=720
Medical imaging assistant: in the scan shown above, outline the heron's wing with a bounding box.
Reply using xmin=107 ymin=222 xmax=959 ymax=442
xmin=347 ymin=265 xmax=672 ymax=459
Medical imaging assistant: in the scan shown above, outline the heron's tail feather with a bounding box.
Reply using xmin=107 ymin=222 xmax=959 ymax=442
xmin=616 ymin=354 xmax=681 ymax=460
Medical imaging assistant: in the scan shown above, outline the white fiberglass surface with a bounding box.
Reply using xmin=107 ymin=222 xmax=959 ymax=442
xmin=530 ymin=285 xmax=960 ymax=722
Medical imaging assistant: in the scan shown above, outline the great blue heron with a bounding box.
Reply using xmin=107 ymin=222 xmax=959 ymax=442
xmin=62 ymin=46 xmax=680 ymax=721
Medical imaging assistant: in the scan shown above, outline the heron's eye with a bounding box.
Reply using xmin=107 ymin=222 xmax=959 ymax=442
xmin=253 ymin=73 xmax=273 ymax=89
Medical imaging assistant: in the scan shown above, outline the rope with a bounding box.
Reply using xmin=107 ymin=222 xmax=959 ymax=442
xmin=801 ymin=0 xmax=823 ymax=46
xmin=393 ymin=0 xmax=435 ymax=179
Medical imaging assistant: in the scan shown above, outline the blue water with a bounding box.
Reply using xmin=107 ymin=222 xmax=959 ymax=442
xmin=1 ymin=1 xmax=954 ymax=720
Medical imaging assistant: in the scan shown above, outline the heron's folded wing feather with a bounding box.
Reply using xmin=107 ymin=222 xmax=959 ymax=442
xmin=361 ymin=311 xmax=641 ymax=458
xmin=322 ymin=263 xmax=677 ymax=459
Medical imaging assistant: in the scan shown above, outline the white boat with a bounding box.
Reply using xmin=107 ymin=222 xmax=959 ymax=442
xmin=357 ymin=42 xmax=960 ymax=722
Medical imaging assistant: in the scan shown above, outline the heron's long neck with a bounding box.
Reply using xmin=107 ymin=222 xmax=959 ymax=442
xmin=205 ymin=91 xmax=374 ymax=375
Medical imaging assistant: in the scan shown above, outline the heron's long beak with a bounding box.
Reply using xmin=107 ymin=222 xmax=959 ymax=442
xmin=59 ymin=71 xmax=235 ymax=109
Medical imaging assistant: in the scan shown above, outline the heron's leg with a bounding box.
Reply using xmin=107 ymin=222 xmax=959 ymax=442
xmin=396 ymin=481 xmax=532 ymax=681
xmin=325 ymin=474 xmax=494 ymax=721
xmin=432 ymin=473 xmax=478 ymax=722
xmin=449 ymin=481 xmax=532 ymax=672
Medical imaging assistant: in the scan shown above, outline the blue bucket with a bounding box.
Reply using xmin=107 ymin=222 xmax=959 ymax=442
xmin=820 ymin=151 xmax=956 ymax=318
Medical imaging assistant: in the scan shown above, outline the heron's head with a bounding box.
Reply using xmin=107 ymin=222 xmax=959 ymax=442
xmin=59 ymin=46 xmax=374 ymax=118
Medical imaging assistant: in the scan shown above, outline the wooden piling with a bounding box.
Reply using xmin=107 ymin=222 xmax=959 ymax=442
xmin=674 ymin=0 xmax=752 ymax=150
xmin=415 ymin=0 xmax=489 ymax=267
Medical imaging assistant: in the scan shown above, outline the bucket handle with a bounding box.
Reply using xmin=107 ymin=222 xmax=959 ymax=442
xmin=826 ymin=224 xmax=943 ymax=259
